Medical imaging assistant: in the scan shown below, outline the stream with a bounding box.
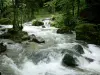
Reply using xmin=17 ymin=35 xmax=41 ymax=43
xmin=0 ymin=18 xmax=100 ymax=75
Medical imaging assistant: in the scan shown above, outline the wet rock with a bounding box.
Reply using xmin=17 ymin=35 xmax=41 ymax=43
xmin=0 ymin=33 xmax=10 ymax=39
xmin=0 ymin=42 xmax=7 ymax=54
xmin=73 ymin=44 xmax=84 ymax=54
xmin=0 ymin=29 xmax=6 ymax=32
xmin=42 ymin=25 xmax=46 ymax=28
xmin=62 ymin=54 xmax=78 ymax=67
xmin=21 ymin=35 xmax=30 ymax=41
xmin=85 ymin=57 xmax=94 ymax=62
xmin=29 ymin=34 xmax=45 ymax=43
xmin=0 ymin=26 xmax=2 ymax=28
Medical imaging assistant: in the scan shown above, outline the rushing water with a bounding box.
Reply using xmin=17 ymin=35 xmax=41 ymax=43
xmin=0 ymin=19 xmax=100 ymax=75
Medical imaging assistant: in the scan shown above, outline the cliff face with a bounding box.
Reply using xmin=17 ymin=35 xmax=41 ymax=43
xmin=80 ymin=0 xmax=100 ymax=24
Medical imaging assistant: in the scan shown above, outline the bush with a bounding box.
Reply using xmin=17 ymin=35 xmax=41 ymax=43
xmin=0 ymin=18 xmax=11 ymax=25
xmin=51 ymin=15 xmax=56 ymax=20
xmin=32 ymin=20 xmax=44 ymax=26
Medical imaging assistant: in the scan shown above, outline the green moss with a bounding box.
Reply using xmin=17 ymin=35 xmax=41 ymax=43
xmin=32 ymin=20 xmax=44 ymax=26
xmin=0 ymin=18 xmax=12 ymax=25
xmin=57 ymin=26 xmax=72 ymax=34
xmin=0 ymin=28 xmax=29 ymax=43
xmin=75 ymin=23 xmax=100 ymax=45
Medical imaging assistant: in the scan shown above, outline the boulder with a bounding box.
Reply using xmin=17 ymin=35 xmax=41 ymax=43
xmin=57 ymin=27 xmax=72 ymax=34
xmin=75 ymin=23 xmax=100 ymax=45
xmin=73 ymin=44 xmax=84 ymax=54
xmin=62 ymin=54 xmax=78 ymax=67
xmin=29 ymin=34 xmax=45 ymax=43
xmin=32 ymin=20 xmax=44 ymax=26
xmin=0 ymin=42 xmax=7 ymax=54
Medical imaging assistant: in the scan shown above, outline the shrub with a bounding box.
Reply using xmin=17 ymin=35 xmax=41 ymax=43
xmin=32 ymin=20 xmax=44 ymax=26
xmin=0 ymin=18 xmax=11 ymax=25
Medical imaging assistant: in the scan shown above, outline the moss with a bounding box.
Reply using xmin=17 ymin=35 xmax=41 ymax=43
xmin=51 ymin=15 xmax=56 ymax=20
xmin=32 ymin=20 xmax=44 ymax=26
xmin=57 ymin=26 xmax=72 ymax=34
xmin=75 ymin=23 xmax=100 ymax=45
xmin=0 ymin=18 xmax=12 ymax=25
xmin=0 ymin=28 xmax=29 ymax=43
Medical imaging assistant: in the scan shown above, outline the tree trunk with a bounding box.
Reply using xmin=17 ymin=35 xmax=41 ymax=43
xmin=0 ymin=0 xmax=3 ymax=18
xmin=77 ymin=0 xmax=80 ymax=17
xmin=12 ymin=0 xmax=19 ymax=30
xmin=72 ymin=0 xmax=75 ymax=16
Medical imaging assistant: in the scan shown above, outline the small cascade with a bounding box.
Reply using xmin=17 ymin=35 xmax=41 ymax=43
xmin=42 ymin=18 xmax=51 ymax=28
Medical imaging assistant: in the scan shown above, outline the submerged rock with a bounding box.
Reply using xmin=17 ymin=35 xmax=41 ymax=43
xmin=42 ymin=25 xmax=46 ymax=28
xmin=85 ymin=57 xmax=94 ymax=62
xmin=73 ymin=44 xmax=84 ymax=54
xmin=29 ymin=34 xmax=45 ymax=43
xmin=0 ymin=42 xmax=7 ymax=54
xmin=62 ymin=54 xmax=78 ymax=67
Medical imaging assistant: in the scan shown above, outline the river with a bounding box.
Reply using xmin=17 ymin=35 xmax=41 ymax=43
xmin=0 ymin=19 xmax=100 ymax=75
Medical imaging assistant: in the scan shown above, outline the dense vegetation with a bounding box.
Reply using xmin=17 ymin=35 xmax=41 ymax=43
xmin=0 ymin=0 xmax=100 ymax=45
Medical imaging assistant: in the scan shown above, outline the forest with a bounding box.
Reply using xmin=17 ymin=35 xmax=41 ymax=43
xmin=0 ymin=0 xmax=100 ymax=75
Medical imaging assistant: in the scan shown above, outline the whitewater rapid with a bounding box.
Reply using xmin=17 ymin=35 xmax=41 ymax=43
xmin=0 ymin=19 xmax=100 ymax=75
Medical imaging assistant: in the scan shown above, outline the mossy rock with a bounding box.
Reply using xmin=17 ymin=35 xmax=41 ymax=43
xmin=32 ymin=20 xmax=44 ymax=26
xmin=0 ymin=28 xmax=28 ymax=43
xmin=57 ymin=26 xmax=72 ymax=34
xmin=0 ymin=18 xmax=12 ymax=25
xmin=75 ymin=23 xmax=100 ymax=45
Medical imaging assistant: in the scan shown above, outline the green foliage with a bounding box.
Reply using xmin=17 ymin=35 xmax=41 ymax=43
xmin=0 ymin=18 xmax=11 ymax=25
xmin=57 ymin=26 xmax=71 ymax=34
xmin=75 ymin=23 xmax=100 ymax=45
xmin=32 ymin=20 xmax=44 ymax=26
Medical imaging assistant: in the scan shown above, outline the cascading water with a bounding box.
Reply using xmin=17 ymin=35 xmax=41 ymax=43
xmin=0 ymin=19 xmax=100 ymax=75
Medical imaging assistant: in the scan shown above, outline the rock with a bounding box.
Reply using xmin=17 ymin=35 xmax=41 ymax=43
xmin=0 ymin=29 xmax=6 ymax=32
xmin=0 ymin=33 xmax=10 ymax=39
xmin=0 ymin=42 xmax=7 ymax=54
xmin=62 ymin=54 xmax=78 ymax=67
xmin=29 ymin=34 xmax=45 ymax=43
xmin=0 ymin=26 xmax=2 ymax=28
xmin=73 ymin=44 xmax=84 ymax=54
xmin=57 ymin=27 xmax=72 ymax=34
xmin=85 ymin=57 xmax=94 ymax=62
xmin=42 ymin=25 xmax=45 ymax=28
xmin=75 ymin=23 xmax=100 ymax=45
xmin=32 ymin=20 xmax=44 ymax=26
xmin=21 ymin=35 xmax=30 ymax=41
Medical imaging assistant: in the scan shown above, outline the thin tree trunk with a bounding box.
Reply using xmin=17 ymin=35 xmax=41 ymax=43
xmin=0 ymin=0 xmax=3 ymax=18
xmin=77 ymin=0 xmax=80 ymax=17
xmin=12 ymin=0 xmax=19 ymax=30
xmin=72 ymin=0 xmax=75 ymax=16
